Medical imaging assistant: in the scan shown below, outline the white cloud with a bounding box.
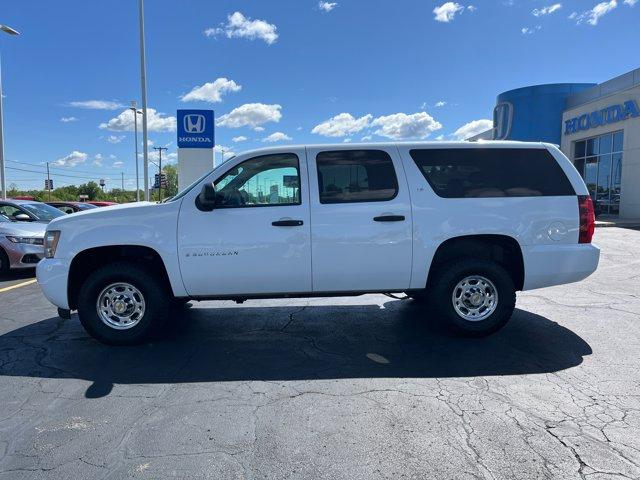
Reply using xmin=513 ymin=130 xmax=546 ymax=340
xmin=216 ymin=103 xmax=282 ymax=129
xmin=232 ymin=136 xmax=248 ymax=142
xmin=371 ymin=112 xmax=442 ymax=140
xmin=112 ymin=161 xmax=124 ymax=168
xmin=205 ymin=12 xmax=278 ymax=45
xmin=435 ymin=101 xmax=447 ymax=107
xmin=311 ymin=113 xmax=372 ymax=137
xmin=262 ymin=132 xmax=292 ymax=143
xmin=93 ymin=154 xmax=103 ymax=167
xmin=254 ymin=126 xmax=265 ymax=132
xmin=571 ymin=0 xmax=618 ymax=25
xmin=343 ymin=138 xmax=352 ymax=143
xmin=99 ymin=108 xmax=176 ymax=132
xmin=60 ymin=116 xmax=77 ymax=123
xmin=452 ymin=119 xmax=493 ymax=140
xmin=624 ymin=0 xmax=637 ymax=5
xmin=433 ymin=2 xmax=464 ymax=22
xmin=69 ymin=100 xmax=123 ymax=110
xmin=435 ymin=134 xmax=446 ymax=141
xmin=106 ymin=134 xmax=125 ymax=144
xmin=318 ymin=2 xmax=338 ymax=12
xmin=181 ymin=77 xmax=242 ymax=103
xmin=532 ymin=3 xmax=562 ymax=16
xmin=361 ymin=135 xmax=372 ymax=141
xmin=52 ymin=150 xmax=87 ymax=168
xmin=521 ymin=25 xmax=542 ymax=34
xmin=467 ymin=5 xmax=477 ymax=12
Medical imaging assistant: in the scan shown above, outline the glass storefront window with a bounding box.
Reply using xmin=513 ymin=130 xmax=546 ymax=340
xmin=599 ymin=134 xmax=612 ymax=154
xmin=613 ymin=131 xmax=624 ymax=153
xmin=573 ymin=130 xmax=623 ymax=216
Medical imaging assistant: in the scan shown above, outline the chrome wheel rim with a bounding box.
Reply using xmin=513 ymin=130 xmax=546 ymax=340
xmin=96 ymin=282 xmax=146 ymax=330
xmin=451 ymin=275 xmax=498 ymax=322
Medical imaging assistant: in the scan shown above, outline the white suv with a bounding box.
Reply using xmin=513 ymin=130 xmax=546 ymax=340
xmin=37 ymin=142 xmax=599 ymax=345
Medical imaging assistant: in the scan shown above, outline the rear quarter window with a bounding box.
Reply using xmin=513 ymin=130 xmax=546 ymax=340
xmin=410 ymin=148 xmax=576 ymax=198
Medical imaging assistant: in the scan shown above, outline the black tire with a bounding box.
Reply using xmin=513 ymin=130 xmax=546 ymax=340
xmin=430 ymin=258 xmax=516 ymax=337
xmin=0 ymin=248 xmax=9 ymax=275
xmin=77 ymin=262 xmax=171 ymax=345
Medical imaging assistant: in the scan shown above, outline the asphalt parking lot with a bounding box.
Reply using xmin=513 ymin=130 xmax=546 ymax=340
xmin=1 ymin=228 xmax=639 ymax=479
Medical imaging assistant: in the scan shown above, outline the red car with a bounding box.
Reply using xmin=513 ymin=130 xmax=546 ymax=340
xmin=86 ymin=201 xmax=118 ymax=207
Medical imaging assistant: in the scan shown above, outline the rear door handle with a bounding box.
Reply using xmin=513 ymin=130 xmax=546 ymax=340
xmin=373 ymin=215 xmax=405 ymax=222
xmin=272 ymin=220 xmax=304 ymax=227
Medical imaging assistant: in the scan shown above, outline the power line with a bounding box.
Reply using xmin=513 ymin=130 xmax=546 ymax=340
xmin=6 ymin=165 xmax=137 ymax=181
xmin=6 ymin=165 xmax=128 ymax=181
xmin=6 ymin=159 xmax=138 ymax=178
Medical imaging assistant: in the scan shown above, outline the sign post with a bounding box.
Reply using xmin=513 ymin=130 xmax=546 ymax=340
xmin=177 ymin=109 xmax=215 ymax=191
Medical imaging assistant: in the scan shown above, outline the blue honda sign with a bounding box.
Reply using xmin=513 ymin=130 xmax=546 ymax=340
xmin=177 ymin=109 xmax=214 ymax=148
xmin=564 ymin=100 xmax=640 ymax=135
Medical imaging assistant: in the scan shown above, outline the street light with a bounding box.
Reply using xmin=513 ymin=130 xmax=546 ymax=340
xmin=129 ymin=101 xmax=142 ymax=201
xmin=0 ymin=23 xmax=20 ymax=200
xmin=138 ymin=0 xmax=150 ymax=201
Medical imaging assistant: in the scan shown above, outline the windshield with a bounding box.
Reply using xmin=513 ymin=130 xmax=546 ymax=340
xmin=168 ymin=156 xmax=237 ymax=203
xmin=168 ymin=169 xmax=214 ymax=203
xmin=21 ymin=202 xmax=66 ymax=221
xmin=76 ymin=203 xmax=97 ymax=210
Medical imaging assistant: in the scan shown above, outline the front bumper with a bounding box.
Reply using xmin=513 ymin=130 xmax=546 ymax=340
xmin=522 ymin=243 xmax=600 ymax=291
xmin=1 ymin=240 xmax=44 ymax=269
xmin=36 ymin=258 xmax=71 ymax=309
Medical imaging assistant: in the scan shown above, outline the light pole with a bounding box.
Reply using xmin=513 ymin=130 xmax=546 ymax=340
xmin=138 ymin=0 xmax=150 ymax=201
xmin=0 ymin=24 xmax=20 ymax=200
xmin=129 ymin=101 xmax=142 ymax=201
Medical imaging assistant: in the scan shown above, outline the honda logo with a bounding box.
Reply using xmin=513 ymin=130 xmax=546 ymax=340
xmin=493 ymin=102 xmax=513 ymax=140
xmin=184 ymin=114 xmax=206 ymax=134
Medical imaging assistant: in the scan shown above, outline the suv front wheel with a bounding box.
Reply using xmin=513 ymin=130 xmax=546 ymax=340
xmin=431 ymin=259 xmax=516 ymax=336
xmin=77 ymin=262 xmax=171 ymax=345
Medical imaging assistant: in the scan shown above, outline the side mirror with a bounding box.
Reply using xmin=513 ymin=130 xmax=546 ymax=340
xmin=14 ymin=213 xmax=32 ymax=222
xmin=195 ymin=183 xmax=216 ymax=211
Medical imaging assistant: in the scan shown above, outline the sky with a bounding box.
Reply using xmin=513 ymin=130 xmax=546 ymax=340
xmin=0 ymin=0 xmax=638 ymax=191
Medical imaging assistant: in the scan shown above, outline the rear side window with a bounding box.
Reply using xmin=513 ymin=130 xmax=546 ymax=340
xmin=316 ymin=150 xmax=398 ymax=204
xmin=410 ymin=148 xmax=575 ymax=198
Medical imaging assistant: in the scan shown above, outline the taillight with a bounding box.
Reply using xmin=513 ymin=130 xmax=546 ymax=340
xmin=578 ymin=195 xmax=595 ymax=244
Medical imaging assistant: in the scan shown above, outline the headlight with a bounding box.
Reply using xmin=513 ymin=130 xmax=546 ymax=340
xmin=44 ymin=230 xmax=61 ymax=258
xmin=6 ymin=236 xmax=44 ymax=245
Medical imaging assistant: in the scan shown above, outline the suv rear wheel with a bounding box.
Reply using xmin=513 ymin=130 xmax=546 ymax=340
xmin=77 ymin=262 xmax=170 ymax=345
xmin=431 ymin=259 xmax=516 ymax=336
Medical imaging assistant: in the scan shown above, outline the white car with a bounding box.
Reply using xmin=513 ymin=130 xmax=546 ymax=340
xmin=37 ymin=142 xmax=599 ymax=345
xmin=0 ymin=214 xmax=45 ymax=273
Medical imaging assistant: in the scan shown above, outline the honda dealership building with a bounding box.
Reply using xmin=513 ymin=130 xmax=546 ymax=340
xmin=473 ymin=67 xmax=640 ymax=218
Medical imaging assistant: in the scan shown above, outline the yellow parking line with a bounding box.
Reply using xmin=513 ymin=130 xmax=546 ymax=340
xmin=0 ymin=279 xmax=37 ymax=293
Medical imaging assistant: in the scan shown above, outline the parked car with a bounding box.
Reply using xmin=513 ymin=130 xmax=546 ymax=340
xmin=37 ymin=142 xmax=599 ymax=345
xmin=46 ymin=201 xmax=98 ymax=214
xmin=0 ymin=199 xmax=65 ymax=223
xmin=0 ymin=213 xmax=46 ymax=273
xmin=87 ymin=201 xmax=118 ymax=207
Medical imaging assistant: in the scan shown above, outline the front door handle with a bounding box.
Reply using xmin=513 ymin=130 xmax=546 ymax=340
xmin=373 ymin=215 xmax=405 ymax=222
xmin=272 ymin=220 xmax=304 ymax=227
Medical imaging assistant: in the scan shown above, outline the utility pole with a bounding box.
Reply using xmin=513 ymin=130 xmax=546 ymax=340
xmin=46 ymin=162 xmax=51 ymax=200
xmin=153 ymin=146 xmax=167 ymax=201
xmin=121 ymin=172 xmax=124 ymax=191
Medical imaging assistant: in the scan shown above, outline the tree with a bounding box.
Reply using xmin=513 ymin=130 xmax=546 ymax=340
xmin=77 ymin=181 xmax=101 ymax=200
xmin=163 ymin=164 xmax=178 ymax=198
